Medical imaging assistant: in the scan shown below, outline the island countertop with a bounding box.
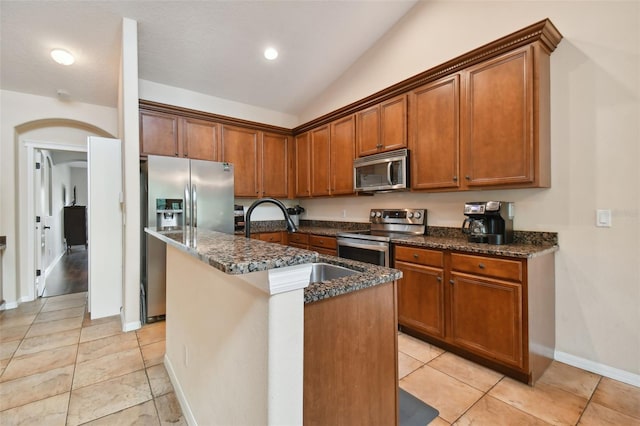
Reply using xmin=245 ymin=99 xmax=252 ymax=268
xmin=145 ymin=227 xmax=401 ymax=303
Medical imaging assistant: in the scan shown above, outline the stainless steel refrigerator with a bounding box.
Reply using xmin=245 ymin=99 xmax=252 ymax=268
xmin=141 ymin=155 xmax=234 ymax=322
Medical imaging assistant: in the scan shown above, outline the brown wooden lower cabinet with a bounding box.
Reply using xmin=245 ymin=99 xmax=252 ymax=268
xmin=288 ymin=233 xmax=338 ymax=256
xmin=251 ymin=231 xmax=287 ymax=245
xmin=304 ymin=281 xmax=398 ymax=425
xmin=395 ymin=245 xmax=555 ymax=384
xmin=309 ymin=234 xmax=337 ymax=256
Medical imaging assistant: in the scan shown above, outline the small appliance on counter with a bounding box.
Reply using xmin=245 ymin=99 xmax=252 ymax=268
xmin=462 ymin=201 xmax=514 ymax=245
xmin=286 ymin=205 xmax=305 ymax=227
xmin=234 ymin=204 xmax=245 ymax=231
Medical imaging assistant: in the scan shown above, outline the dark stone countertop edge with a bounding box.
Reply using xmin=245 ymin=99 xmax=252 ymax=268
xmin=145 ymin=227 xmax=400 ymax=302
xmin=145 ymin=227 xmax=318 ymax=275
xmin=0 ymin=235 xmax=5 ymax=250
xmin=391 ymin=236 xmax=559 ymax=259
xmin=304 ymin=255 xmax=402 ymax=304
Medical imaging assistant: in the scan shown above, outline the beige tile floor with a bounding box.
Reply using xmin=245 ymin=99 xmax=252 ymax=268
xmin=0 ymin=292 xmax=183 ymax=425
xmin=1 ymin=292 xmax=639 ymax=425
xmin=398 ymin=332 xmax=640 ymax=425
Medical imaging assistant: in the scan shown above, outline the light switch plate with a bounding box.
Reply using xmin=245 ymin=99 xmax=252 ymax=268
xmin=596 ymin=209 xmax=612 ymax=227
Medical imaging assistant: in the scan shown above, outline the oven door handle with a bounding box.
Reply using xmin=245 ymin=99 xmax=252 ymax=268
xmin=337 ymin=240 xmax=389 ymax=251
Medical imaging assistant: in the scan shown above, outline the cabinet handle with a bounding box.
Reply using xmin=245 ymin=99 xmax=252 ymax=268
xmin=436 ymin=276 xmax=442 ymax=282
xmin=478 ymin=263 xmax=485 ymax=269
xmin=453 ymin=176 xmax=458 ymax=181
xmin=465 ymin=175 xmax=471 ymax=180
xmin=449 ymin=279 xmax=455 ymax=285
xmin=413 ymin=253 xmax=419 ymax=258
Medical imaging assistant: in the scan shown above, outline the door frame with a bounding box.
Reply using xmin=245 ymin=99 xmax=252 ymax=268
xmin=23 ymin=140 xmax=87 ymax=300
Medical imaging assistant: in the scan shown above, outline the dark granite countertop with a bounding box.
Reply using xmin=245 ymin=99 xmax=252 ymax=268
xmin=146 ymin=227 xmax=318 ymax=274
xmin=390 ymin=235 xmax=558 ymax=258
xmin=242 ymin=221 xmax=558 ymax=258
xmin=145 ymin=227 xmax=400 ymax=303
xmin=304 ymin=255 xmax=402 ymax=303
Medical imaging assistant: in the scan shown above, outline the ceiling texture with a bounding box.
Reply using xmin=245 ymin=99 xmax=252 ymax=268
xmin=1 ymin=1 xmax=418 ymax=116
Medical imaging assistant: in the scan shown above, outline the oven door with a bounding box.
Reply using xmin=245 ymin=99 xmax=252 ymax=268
xmin=337 ymin=237 xmax=390 ymax=267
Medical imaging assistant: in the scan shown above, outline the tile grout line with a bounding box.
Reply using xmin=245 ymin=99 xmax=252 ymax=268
xmin=573 ymin=375 xmax=603 ymax=425
xmin=64 ymin=301 xmax=86 ymax=425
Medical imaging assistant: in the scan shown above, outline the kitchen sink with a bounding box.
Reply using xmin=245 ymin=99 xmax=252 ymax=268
xmin=309 ymin=263 xmax=358 ymax=283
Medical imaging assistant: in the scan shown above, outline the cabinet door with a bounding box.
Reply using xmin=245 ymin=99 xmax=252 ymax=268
xmin=395 ymin=261 xmax=445 ymax=339
xmin=261 ymin=132 xmax=288 ymax=198
xmin=356 ymin=105 xmax=380 ymax=157
xmin=450 ymin=272 xmax=523 ymax=368
xmin=140 ymin=111 xmax=179 ymax=157
xmin=310 ymin=125 xmax=331 ymax=197
xmin=182 ymin=117 xmax=218 ymax=161
xmin=221 ymin=125 xmax=259 ymax=197
xmin=410 ymin=76 xmax=460 ymax=190
xmin=380 ymin=94 xmax=407 ymax=152
xmin=330 ymin=115 xmax=355 ymax=195
xmin=462 ymin=46 xmax=533 ymax=187
xmin=295 ymin=133 xmax=311 ymax=198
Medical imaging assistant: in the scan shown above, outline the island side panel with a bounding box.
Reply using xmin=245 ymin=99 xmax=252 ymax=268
xmin=165 ymin=245 xmax=269 ymax=425
xmin=303 ymin=281 xmax=399 ymax=426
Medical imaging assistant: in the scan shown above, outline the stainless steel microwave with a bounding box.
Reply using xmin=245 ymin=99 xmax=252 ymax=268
xmin=353 ymin=149 xmax=409 ymax=192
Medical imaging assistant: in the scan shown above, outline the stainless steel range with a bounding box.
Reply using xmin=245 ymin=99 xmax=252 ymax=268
xmin=337 ymin=208 xmax=427 ymax=267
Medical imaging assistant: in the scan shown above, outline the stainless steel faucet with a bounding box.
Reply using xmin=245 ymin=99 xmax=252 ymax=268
xmin=244 ymin=197 xmax=298 ymax=238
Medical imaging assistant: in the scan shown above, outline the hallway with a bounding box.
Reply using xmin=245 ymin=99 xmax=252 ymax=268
xmin=42 ymin=249 xmax=88 ymax=298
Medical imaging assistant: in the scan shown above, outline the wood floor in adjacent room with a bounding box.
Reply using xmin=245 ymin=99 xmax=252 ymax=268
xmin=42 ymin=248 xmax=88 ymax=298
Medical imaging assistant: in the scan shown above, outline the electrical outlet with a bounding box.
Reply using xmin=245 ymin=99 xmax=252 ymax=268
xmin=342 ymin=209 xmax=346 ymax=218
xmin=184 ymin=345 xmax=189 ymax=367
xmin=596 ymin=209 xmax=612 ymax=227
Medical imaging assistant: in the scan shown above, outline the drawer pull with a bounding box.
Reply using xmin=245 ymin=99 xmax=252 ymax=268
xmin=478 ymin=263 xmax=485 ymax=269
xmin=413 ymin=253 xmax=419 ymax=258
xmin=449 ymin=279 xmax=454 ymax=285
xmin=436 ymin=276 xmax=442 ymax=282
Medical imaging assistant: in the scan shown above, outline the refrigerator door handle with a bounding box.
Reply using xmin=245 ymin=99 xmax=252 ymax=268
xmin=192 ymin=184 xmax=197 ymax=229
xmin=184 ymin=184 xmax=191 ymax=246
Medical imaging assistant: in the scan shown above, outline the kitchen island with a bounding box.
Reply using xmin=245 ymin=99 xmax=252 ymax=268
xmin=146 ymin=227 xmax=401 ymax=426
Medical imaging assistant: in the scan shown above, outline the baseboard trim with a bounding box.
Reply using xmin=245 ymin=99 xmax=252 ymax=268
xmin=164 ymin=355 xmax=197 ymax=426
xmin=122 ymin=320 xmax=141 ymax=332
xmin=555 ymin=350 xmax=640 ymax=387
xmin=0 ymin=300 xmax=19 ymax=310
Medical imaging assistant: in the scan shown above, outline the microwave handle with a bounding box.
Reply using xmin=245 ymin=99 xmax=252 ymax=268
xmin=387 ymin=162 xmax=393 ymax=185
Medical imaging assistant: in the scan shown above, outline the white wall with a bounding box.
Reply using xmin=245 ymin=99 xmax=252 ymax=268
xmin=299 ymin=1 xmax=640 ymax=381
xmin=0 ymin=89 xmax=117 ymax=305
xmin=139 ymin=80 xmax=299 ymax=129
xmin=69 ymin=167 xmax=88 ymax=206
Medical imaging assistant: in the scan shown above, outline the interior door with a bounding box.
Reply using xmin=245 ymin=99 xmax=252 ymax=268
xmin=34 ymin=150 xmax=45 ymax=296
xmin=87 ymin=137 xmax=123 ymax=319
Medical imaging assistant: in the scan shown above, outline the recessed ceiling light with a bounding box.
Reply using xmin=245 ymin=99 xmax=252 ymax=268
xmin=264 ymin=47 xmax=278 ymax=61
xmin=50 ymin=48 xmax=75 ymax=66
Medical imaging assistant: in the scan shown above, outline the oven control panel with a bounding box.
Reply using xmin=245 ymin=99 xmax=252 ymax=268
xmin=369 ymin=208 xmax=426 ymax=225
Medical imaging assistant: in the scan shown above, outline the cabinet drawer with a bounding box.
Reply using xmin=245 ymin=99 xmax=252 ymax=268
xmin=289 ymin=232 xmax=309 ymax=244
xmin=451 ymin=253 xmax=523 ymax=282
xmin=309 ymin=235 xmax=337 ymax=250
xmin=258 ymin=232 xmax=282 ymax=243
xmin=394 ymin=246 xmax=443 ymax=268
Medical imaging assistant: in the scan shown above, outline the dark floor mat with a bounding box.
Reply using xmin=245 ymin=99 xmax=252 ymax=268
xmin=399 ymin=388 xmax=439 ymax=426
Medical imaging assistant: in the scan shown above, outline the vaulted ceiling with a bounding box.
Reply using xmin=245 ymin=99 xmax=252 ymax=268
xmin=1 ymin=1 xmax=418 ymax=115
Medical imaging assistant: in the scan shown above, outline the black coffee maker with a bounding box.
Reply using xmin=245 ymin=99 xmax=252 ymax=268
xmin=462 ymin=201 xmax=514 ymax=245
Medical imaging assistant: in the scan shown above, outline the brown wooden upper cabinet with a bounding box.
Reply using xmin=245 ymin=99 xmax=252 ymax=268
xmin=140 ymin=111 xmax=218 ymax=161
xmin=357 ymin=94 xmax=407 ymax=157
xmin=296 ymin=115 xmax=356 ymax=198
xmin=330 ymin=115 xmax=356 ymax=195
xmin=409 ymin=75 xmax=461 ymax=190
xmin=410 ymin=44 xmax=551 ymax=191
xmin=294 ymin=132 xmax=312 ymax=198
xmin=221 ymin=125 xmax=289 ymax=198
xmin=461 ymin=45 xmax=547 ymax=188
